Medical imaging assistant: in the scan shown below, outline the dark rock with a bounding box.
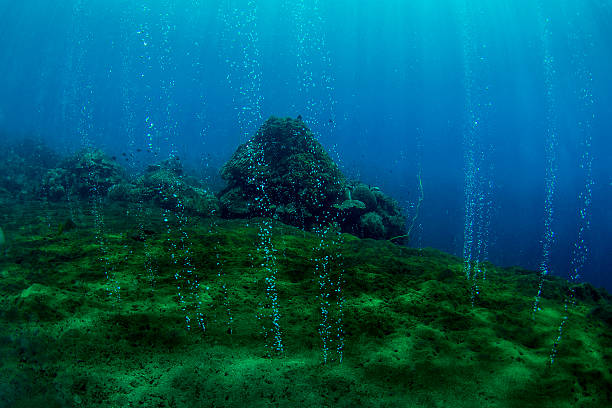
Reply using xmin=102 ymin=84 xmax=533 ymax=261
xmin=121 ymin=155 xmax=220 ymax=217
xmin=588 ymin=304 xmax=612 ymax=326
xmin=219 ymin=116 xmax=345 ymax=227
xmin=218 ymin=116 xmax=407 ymax=240
xmin=41 ymin=149 xmax=125 ymax=200
xmin=352 ymin=183 xmax=377 ymax=211
xmin=360 ymin=212 xmax=385 ymax=239
xmin=218 ymin=187 xmax=250 ymax=218
xmin=573 ymin=283 xmax=610 ymax=303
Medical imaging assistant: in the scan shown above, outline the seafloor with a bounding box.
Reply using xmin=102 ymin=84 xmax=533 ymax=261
xmin=0 ymin=197 xmax=610 ymax=408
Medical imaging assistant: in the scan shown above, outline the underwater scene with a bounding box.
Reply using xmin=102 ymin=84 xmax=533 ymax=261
xmin=1 ymin=0 xmax=611 ymax=407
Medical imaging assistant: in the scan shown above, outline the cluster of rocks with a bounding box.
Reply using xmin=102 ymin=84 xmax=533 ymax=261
xmin=4 ymin=116 xmax=407 ymax=240
xmin=337 ymin=181 xmax=406 ymax=240
xmin=218 ymin=116 xmax=345 ymax=229
xmin=41 ymin=149 xmax=124 ymax=201
xmin=109 ymin=156 xmax=219 ymax=216
xmin=38 ymin=151 xmax=218 ymax=217
xmin=218 ymin=116 xmax=407 ymax=240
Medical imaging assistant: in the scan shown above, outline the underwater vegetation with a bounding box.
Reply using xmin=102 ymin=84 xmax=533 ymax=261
xmin=0 ymin=200 xmax=611 ymax=407
xmin=0 ymin=122 xmax=611 ymax=407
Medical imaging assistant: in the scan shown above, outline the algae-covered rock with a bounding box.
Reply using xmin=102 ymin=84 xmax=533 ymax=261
xmin=218 ymin=116 xmax=408 ymax=239
xmin=352 ymin=183 xmax=377 ymax=211
xmin=219 ymin=116 xmax=346 ymax=227
xmin=41 ymin=149 xmax=125 ymax=200
xmin=360 ymin=211 xmax=385 ymax=238
xmin=218 ymin=187 xmax=250 ymax=217
xmin=335 ymin=199 xmax=367 ymax=219
xmin=338 ymin=182 xmax=407 ymax=239
xmin=38 ymin=149 xmax=220 ymax=217
xmin=121 ymin=156 xmax=220 ymax=217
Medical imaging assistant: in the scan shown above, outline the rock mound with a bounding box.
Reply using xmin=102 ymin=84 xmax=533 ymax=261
xmin=115 ymin=156 xmax=219 ymax=216
xmin=41 ymin=149 xmax=124 ymax=201
xmin=219 ymin=116 xmax=407 ymax=240
xmin=337 ymin=182 xmax=407 ymax=240
xmin=41 ymin=150 xmax=219 ymax=217
xmin=219 ymin=116 xmax=345 ymax=227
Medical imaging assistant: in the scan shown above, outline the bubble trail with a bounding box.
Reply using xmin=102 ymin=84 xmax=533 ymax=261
xmin=289 ymin=0 xmax=337 ymax=140
xmin=218 ymin=0 xmax=263 ymax=141
xmin=135 ymin=3 xmax=204 ymax=330
xmin=250 ymin=141 xmax=284 ymax=356
xmin=289 ymin=0 xmax=344 ymax=363
xmin=219 ymin=1 xmax=283 ymax=354
xmin=117 ymin=3 xmax=161 ymax=293
xmin=68 ymin=1 xmax=121 ymax=300
xmin=119 ymin=3 xmax=139 ymax=176
xmin=533 ymin=0 xmax=559 ymax=316
xmin=129 ymin=3 xmax=166 ymax=294
xmin=136 ymin=4 xmax=157 ymax=154
xmin=166 ymin=189 xmax=206 ymax=332
xmin=549 ymin=2 xmax=595 ymax=366
xmin=458 ymin=1 xmax=493 ymax=304
xmin=312 ymin=220 xmax=345 ymax=364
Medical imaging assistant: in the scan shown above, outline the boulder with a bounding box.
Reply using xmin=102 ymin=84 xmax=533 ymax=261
xmin=338 ymin=183 xmax=407 ymax=240
xmin=219 ymin=116 xmax=345 ymax=227
xmin=112 ymin=156 xmax=220 ymax=217
xmin=218 ymin=116 xmax=407 ymax=240
xmin=41 ymin=149 xmax=124 ymax=200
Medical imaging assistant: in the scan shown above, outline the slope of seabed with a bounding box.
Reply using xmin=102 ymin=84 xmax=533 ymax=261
xmin=0 ymin=199 xmax=610 ymax=408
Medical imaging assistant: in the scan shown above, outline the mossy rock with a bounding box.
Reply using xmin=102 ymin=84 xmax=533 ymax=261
xmin=41 ymin=149 xmax=125 ymax=200
xmin=352 ymin=183 xmax=377 ymax=211
xmin=219 ymin=116 xmax=345 ymax=227
xmin=218 ymin=117 xmax=407 ymax=240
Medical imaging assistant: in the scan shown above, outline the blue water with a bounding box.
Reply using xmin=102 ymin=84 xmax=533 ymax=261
xmin=1 ymin=0 xmax=610 ymax=290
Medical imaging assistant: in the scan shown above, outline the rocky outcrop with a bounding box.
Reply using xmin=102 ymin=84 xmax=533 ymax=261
xmin=218 ymin=116 xmax=345 ymax=228
xmin=110 ymin=156 xmax=219 ymax=217
xmin=40 ymin=150 xmax=219 ymax=217
xmin=218 ymin=116 xmax=407 ymax=240
xmin=335 ymin=182 xmax=406 ymax=240
xmin=41 ymin=149 xmax=124 ymax=201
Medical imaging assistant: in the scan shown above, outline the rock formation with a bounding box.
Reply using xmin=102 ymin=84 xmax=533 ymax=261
xmin=219 ymin=116 xmax=407 ymax=240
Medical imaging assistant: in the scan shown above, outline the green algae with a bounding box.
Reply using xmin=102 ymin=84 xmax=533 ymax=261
xmin=0 ymin=199 xmax=610 ymax=407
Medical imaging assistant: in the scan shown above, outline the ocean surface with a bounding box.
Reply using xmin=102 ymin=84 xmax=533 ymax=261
xmin=1 ymin=0 xmax=610 ymax=289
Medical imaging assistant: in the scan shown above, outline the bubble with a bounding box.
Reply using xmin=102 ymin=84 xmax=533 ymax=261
xmin=459 ymin=1 xmax=493 ymax=304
